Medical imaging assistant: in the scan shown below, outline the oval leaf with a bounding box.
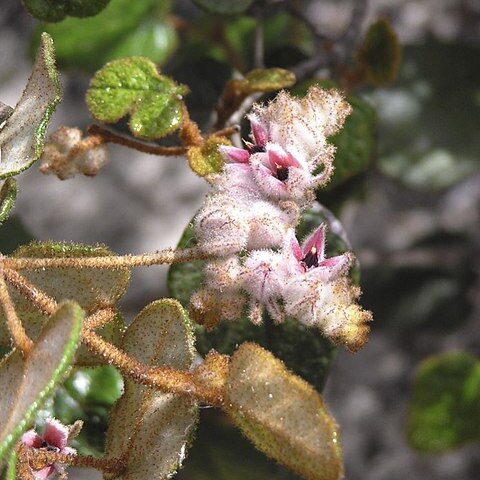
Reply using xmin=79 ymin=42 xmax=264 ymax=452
xmin=187 ymin=136 xmax=230 ymax=177
xmin=0 ymin=301 xmax=84 ymax=461
xmin=407 ymin=352 xmax=480 ymax=453
xmin=105 ymin=299 xmax=198 ymax=480
xmin=238 ymin=68 xmax=296 ymax=93
xmin=23 ymin=0 xmax=110 ymax=22
xmin=225 ymin=343 xmax=343 ymax=480
xmin=86 ymin=57 xmax=189 ymax=140
xmin=0 ymin=32 xmax=61 ymax=179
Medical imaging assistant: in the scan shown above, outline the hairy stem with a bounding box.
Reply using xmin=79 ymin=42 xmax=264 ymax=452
xmin=0 ymin=271 xmax=33 ymax=356
xmin=82 ymin=329 xmax=223 ymax=406
xmin=2 ymin=267 xmax=58 ymax=315
xmin=4 ymin=246 xmax=211 ymax=270
xmin=84 ymin=306 xmax=117 ymax=330
xmin=26 ymin=449 xmax=126 ymax=474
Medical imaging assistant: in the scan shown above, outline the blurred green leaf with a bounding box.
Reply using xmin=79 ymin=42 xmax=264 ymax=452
xmin=23 ymin=0 xmax=110 ymax=22
xmin=0 ymin=302 xmax=84 ymax=461
xmin=0 ymin=179 xmax=17 ymax=225
xmin=373 ymin=40 xmax=480 ymax=191
xmin=225 ymin=343 xmax=343 ymax=480
xmin=87 ymin=57 xmax=188 ymax=140
xmin=0 ymin=33 xmax=61 ymax=179
xmin=408 ymin=352 xmax=480 ymax=452
xmin=37 ymin=0 xmax=176 ymax=71
xmin=236 ymin=68 xmax=295 ymax=93
xmin=52 ymin=366 xmax=123 ymax=456
xmin=357 ymin=18 xmax=401 ymax=85
xmin=192 ymin=0 xmax=254 ymax=15
xmin=105 ymin=299 xmax=198 ymax=479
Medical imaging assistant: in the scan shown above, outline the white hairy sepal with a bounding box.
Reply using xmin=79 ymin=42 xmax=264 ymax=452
xmin=248 ymin=86 xmax=351 ymax=172
xmin=204 ymin=256 xmax=242 ymax=292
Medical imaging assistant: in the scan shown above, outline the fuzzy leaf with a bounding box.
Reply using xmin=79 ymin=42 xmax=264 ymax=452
xmin=236 ymin=68 xmax=296 ymax=93
xmin=357 ymin=18 xmax=401 ymax=85
xmin=0 ymin=242 xmax=130 ymax=348
xmin=23 ymin=0 xmax=110 ymax=22
xmin=0 ymin=301 xmax=84 ymax=461
xmin=192 ymin=0 xmax=254 ymax=15
xmin=86 ymin=57 xmax=188 ymax=140
xmin=225 ymin=343 xmax=343 ymax=480
xmin=0 ymin=178 xmax=17 ymax=225
xmin=187 ymin=136 xmax=230 ymax=177
xmin=104 ymin=299 xmax=198 ymax=480
xmin=0 ymin=33 xmax=61 ymax=179
xmin=407 ymin=352 xmax=480 ymax=452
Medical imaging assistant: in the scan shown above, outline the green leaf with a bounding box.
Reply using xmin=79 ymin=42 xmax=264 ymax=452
xmin=225 ymin=343 xmax=343 ymax=480
xmin=0 ymin=179 xmax=17 ymax=225
xmin=0 ymin=301 xmax=84 ymax=461
xmin=357 ymin=18 xmax=401 ymax=86
xmin=104 ymin=299 xmax=198 ymax=479
xmin=187 ymin=136 xmax=230 ymax=177
xmin=327 ymin=95 xmax=376 ymax=188
xmin=23 ymin=0 xmax=110 ymax=22
xmin=192 ymin=0 xmax=255 ymax=15
xmin=86 ymin=57 xmax=189 ymax=140
xmin=238 ymin=68 xmax=296 ymax=93
xmin=407 ymin=352 xmax=480 ymax=452
xmin=36 ymin=0 xmax=175 ymax=72
xmin=0 ymin=32 xmax=61 ymax=179
xmin=0 ymin=242 xmax=130 ymax=349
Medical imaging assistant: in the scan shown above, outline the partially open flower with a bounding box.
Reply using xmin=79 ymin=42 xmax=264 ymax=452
xmin=21 ymin=418 xmax=78 ymax=479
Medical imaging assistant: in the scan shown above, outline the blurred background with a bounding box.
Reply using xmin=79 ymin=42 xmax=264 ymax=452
xmin=1 ymin=0 xmax=479 ymax=479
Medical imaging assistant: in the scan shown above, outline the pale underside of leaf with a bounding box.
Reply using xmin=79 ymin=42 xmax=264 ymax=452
xmin=225 ymin=343 xmax=343 ymax=480
xmin=104 ymin=299 xmax=198 ymax=480
xmin=0 ymin=301 xmax=84 ymax=461
xmin=0 ymin=32 xmax=61 ymax=179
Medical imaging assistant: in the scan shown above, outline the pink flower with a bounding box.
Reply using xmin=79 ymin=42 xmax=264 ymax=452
xmin=21 ymin=418 xmax=76 ymax=480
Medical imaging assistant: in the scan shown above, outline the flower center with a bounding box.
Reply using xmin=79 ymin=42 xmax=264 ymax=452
xmin=275 ymin=163 xmax=289 ymax=182
xmin=246 ymin=143 xmax=266 ymax=154
xmin=301 ymin=246 xmax=318 ymax=270
xmin=40 ymin=441 xmax=60 ymax=452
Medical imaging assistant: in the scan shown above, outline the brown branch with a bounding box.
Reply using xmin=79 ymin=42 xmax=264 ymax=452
xmin=3 ymin=246 xmax=211 ymax=271
xmin=2 ymin=267 xmax=58 ymax=316
xmin=84 ymin=306 xmax=116 ymax=330
xmin=0 ymin=271 xmax=33 ymax=356
xmin=87 ymin=124 xmax=187 ymax=157
xmin=82 ymin=329 xmax=223 ymax=406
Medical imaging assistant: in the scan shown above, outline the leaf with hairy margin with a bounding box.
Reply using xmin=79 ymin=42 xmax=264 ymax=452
xmin=225 ymin=343 xmax=343 ymax=480
xmin=0 ymin=301 xmax=84 ymax=461
xmin=104 ymin=299 xmax=198 ymax=480
xmin=0 ymin=33 xmax=61 ymax=179
xmin=0 ymin=178 xmax=17 ymax=225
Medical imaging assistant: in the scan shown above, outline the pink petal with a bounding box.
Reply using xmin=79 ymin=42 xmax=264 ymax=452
xmin=219 ymin=145 xmax=250 ymax=163
xmin=248 ymin=116 xmax=269 ymax=146
xmin=285 ymin=230 xmax=303 ymax=262
xmin=302 ymin=224 xmax=327 ymax=262
xmin=266 ymin=144 xmax=302 ymax=171
xmin=22 ymin=430 xmax=44 ymax=448
xmin=317 ymin=253 xmax=353 ymax=277
xmin=43 ymin=418 xmax=69 ymax=449
xmin=33 ymin=465 xmax=56 ymax=480
xmin=256 ymin=163 xmax=287 ymax=195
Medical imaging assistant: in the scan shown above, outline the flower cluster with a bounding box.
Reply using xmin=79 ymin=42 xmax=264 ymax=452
xmin=21 ymin=418 xmax=79 ymax=479
xmin=192 ymin=86 xmax=372 ymax=352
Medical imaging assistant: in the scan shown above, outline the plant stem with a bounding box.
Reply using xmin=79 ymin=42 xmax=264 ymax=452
xmin=3 ymin=246 xmax=211 ymax=270
xmin=82 ymin=329 xmax=223 ymax=406
xmin=87 ymin=124 xmax=187 ymax=156
xmin=2 ymin=267 xmax=57 ymax=316
xmin=0 ymin=271 xmax=33 ymax=356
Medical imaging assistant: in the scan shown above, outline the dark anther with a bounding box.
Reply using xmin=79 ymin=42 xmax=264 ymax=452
xmin=41 ymin=441 xmax=48 ymax=448
xmin=301 ymin=247 xmax=318 ymax=269
xmin=246 ymin=143 xmax=266 ymax=154
xmin=276 ymin=165 xmax=289 ymax=181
